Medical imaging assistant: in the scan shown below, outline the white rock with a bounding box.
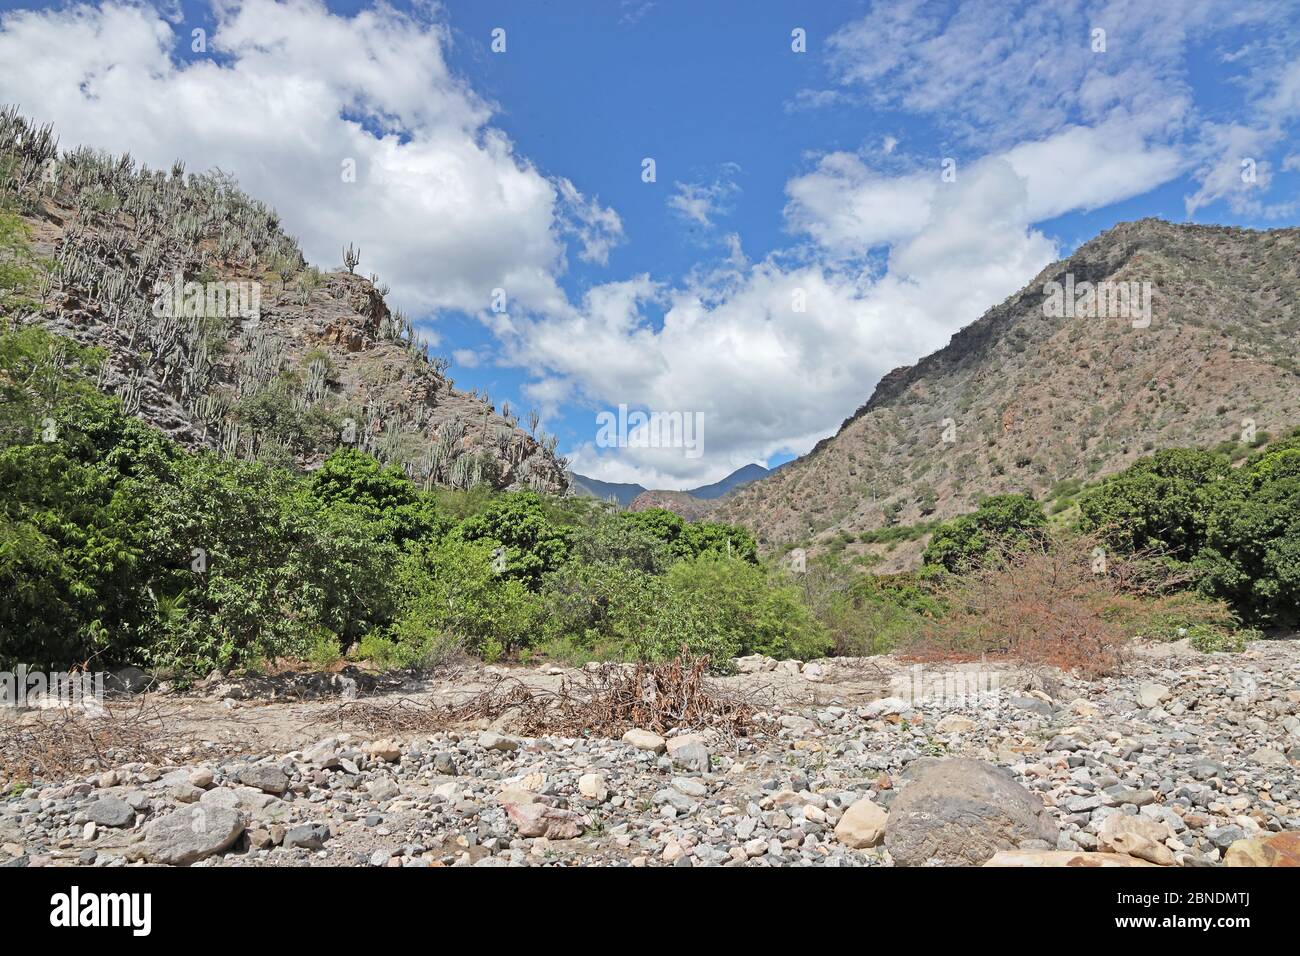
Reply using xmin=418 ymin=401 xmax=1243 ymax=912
xmin=621 ymin=729 xmax=666 ymax=753
xmin=1137 ymin=683 xmax=1170 ymax=709
xmin=578 ymin=773 xmax=608 ymax=802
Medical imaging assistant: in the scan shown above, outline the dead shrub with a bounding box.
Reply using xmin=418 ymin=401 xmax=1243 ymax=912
xmin=903 ymin=533 xmax=1231 ymax=678
xmin=0 ymin=698 xmax=190 ymax=787
xmin=336 ymin=650 xmax=755 ymax=740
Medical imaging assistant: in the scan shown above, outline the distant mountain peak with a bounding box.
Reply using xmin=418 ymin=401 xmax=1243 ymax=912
xmin=568 ymin=462 xmax=773 ymax=512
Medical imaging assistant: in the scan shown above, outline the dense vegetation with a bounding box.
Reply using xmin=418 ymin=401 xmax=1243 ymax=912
xmin=2 ymin=307 xmax=1290 ymax=677
xmin=1 ymin=203 xmax=1291 ymax=680
xmin=0 ymin=320 xmax=789 ymax=674
xmin=1079 ymin=441 xmax=1300 ymax=627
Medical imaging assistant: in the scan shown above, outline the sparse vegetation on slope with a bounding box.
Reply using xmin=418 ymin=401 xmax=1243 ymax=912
xmin=716 ymin=219 xmax=1300 ymax=566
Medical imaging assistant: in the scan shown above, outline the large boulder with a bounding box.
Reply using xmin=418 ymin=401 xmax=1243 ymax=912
xmin=885 ymin=758 xmax=1059 ymax=866
xmin=1224 ymin=831 xmax=1300 ymax=867
xmin=139 ymin=805 xmax=244 ymax=866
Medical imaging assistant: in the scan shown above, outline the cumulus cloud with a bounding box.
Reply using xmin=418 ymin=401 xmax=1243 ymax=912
xmin=509 ymin=157 xmax=1061 ymax=488
xmin=818 ymin=0 xmax=1294 ymax=216
xmin=667 ymin=166 xmax=741 ymax=229
xmin=0 ymin=0 xmax=622 ymax=319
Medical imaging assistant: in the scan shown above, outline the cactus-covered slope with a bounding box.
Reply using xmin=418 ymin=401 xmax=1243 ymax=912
xmin=0 ymin=106 xmax=568 ymax=493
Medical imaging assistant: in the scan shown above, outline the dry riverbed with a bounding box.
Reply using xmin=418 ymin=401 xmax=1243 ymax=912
xmin=2 ymin=638 xmax=1298 ymax=867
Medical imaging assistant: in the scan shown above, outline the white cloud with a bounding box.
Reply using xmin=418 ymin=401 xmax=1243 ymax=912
xmin=819 ymin=0 xmax=1296 ymax=216
xmin=1003 ymin=120 xmax=1186 ymax=220
xmin=451 ymin=348 xmax=482 ymax=369
xmin=0 ymin=0 xmax=621 ymax=320
xmin=506 ymin=158 xmax=1060 ymax=488
xmin=784 ymin=153 xmax=936 ymax=255
xmin=667 ymin=167 xmax=740 ymax=229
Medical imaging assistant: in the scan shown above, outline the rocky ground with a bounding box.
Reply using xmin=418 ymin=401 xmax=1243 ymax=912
xmin=2 ymin=637 xmax=1298 ymax=868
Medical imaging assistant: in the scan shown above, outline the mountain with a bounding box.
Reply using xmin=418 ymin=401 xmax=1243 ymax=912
xmin=566 ymin=472 xmax=646 ymax=506
xmin=568 ymin=462 xmax=772 ymax=510
xmin=715 ymin=219 xmax=1300 ymax=564
xmin=0 ymin=107 xmax=567 ymax=493
xmin=685 ymin=462 xmax=771 ymax=499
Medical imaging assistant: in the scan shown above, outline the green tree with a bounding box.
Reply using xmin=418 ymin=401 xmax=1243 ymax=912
xmin=310 ymin=447 xmax=446 ymax=546
xmin=454 ymin=491 xmax=571 ymax=589
xmin=1195 ymin=438 xmax=1300 ymax=625
xmin=389 ymin=537 xmax=540 ymax=660
xmin=1078 ymin=448 xmax=1229 ymax=559
xmin=923 ymin=493 xmax=1048 ymax=572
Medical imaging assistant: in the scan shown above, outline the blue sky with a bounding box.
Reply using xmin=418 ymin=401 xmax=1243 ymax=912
xmin=1 ymin=0 xmax=1298 ymax=486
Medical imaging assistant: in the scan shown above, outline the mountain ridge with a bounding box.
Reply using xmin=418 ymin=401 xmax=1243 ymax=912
xmin=715 ymin=217 xmax=1300 ymax=564
xmin=568 ymin=462 xmax=773 ymax=508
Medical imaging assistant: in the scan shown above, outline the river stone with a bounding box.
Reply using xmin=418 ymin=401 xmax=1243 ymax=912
xmin=884 ymin=758 xmax=1059 ymax=866
xmin=86 ymin=797 xmax=135 ymax=828
xmin=1137 ymin=683 xmax=1170 ymax=708
xmin=666 ymin=736 xmax=710 ymax=773
xmin=622 ymin=729 xmax=666 ymax=753
xmin=1224 ymin=831 xmax=1300 ymax=867
xmin=238 ymin=764 xmax=289 ymax=795
xmin=140 ymin=805 xmax=244 ymax=866
xmin=984 ymin=849 xmax=1157 ymax=867
xmin=834 ymin=797 xmax=888 ymax=848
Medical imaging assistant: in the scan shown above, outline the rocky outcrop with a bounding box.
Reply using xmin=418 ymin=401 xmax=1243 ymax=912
xmin=0 ymin=107 xmax=567 ymax=494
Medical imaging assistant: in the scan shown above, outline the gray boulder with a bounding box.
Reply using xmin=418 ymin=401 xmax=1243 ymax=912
xmin=140 ymin=805 xmax=244 ymax=866
xmin=885 ymin=758 xmax=1059 ymax=866
xmin=86 ymin=797 xmax=135 ymax=828
xmin=284 ymin=823 xmax=329 ymax=850
xmin=238 ymin=764 xmax=289 ymax=795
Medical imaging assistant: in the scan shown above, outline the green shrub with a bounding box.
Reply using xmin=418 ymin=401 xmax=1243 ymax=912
xmin=1078 ymin=448 xmax=1229 ymax=558
xmin=1183 ymin=623 xmax=1252 ymax=654
xmin=537 ymin=560 xmax=659 ymax=651
xmin=619 ymin=509 xmax=758 ymax=564
xmin=389 ymin=538 xmax=541 ymax=658
xmin=1078 ymin=439 xmax=1300 ymax=626
xmin=650 ymin=555 xmax=831 ymax=662
xmin=1195 ymin=437 xmax=1300 ymax=625
xmin=922 ymin=494 xmax=1047 ymax=572
xmin=454 ymin=491 xmax=572 ymax=589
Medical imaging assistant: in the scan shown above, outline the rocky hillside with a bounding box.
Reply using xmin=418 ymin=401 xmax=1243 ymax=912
xmin=0 ymin=107 xmax=567 ymax=492
xmin=716 ymin=219 xmax=1300 ymax=560
xmin=627 ymin=489 xmax=716 ymax=520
